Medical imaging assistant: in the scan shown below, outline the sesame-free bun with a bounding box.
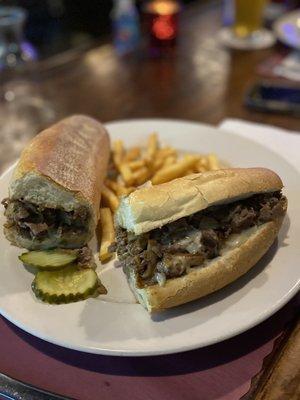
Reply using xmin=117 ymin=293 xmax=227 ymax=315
xmin=116 ymin=168 xmax=283 ymax=235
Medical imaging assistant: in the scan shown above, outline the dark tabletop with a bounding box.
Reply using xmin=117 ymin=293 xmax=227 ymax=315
xmin=0 ymin=0 xmax=299 ymax=174
xmin=33 ymin=0 xmax=298 ymax=131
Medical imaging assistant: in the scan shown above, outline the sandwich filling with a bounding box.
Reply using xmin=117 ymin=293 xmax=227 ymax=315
xmin=112 ymin=191 xmax=287 ymax=288
xmin=2 ymin=198 xmax=90 ymax=244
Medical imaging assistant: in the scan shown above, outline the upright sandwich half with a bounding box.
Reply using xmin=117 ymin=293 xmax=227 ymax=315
xmin=2 ymin=115 xmax=110 ymax=250
xmin=114 ymin=168 xmax=287 ymax=312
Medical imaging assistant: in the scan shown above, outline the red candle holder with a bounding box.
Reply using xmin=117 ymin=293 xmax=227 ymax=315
xmin=143 ymin=0 xmax=180 ymax=56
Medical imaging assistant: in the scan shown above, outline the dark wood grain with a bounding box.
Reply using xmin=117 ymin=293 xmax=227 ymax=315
xmin=0 ymin=0 xmax=298 ymax=178
xmin=29 ymin=0 xmax=299 ymax=131
xmin=242 ymin=315 xmax=300 ymax=400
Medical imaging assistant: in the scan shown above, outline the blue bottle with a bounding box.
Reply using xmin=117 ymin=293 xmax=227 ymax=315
xmin=112 ymin=0 xmax=140 ymax=55
xmin=222 ymin=0 xmax=234 ymax=27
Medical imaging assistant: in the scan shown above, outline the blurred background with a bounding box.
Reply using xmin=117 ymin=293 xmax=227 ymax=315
xmin=0 ymin=1 xmax=199 ymax=58
xmin=0 ymin=0 xmax=300 ymax=171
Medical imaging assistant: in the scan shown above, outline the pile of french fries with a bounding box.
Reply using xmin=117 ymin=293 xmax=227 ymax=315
xmin=99 ymin=133 xmax=221 ymax=262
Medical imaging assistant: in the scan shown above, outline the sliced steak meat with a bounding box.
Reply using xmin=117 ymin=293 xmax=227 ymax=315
xmin=259 ymin=203 xmax=273 ymax=222
xmin=23 ymin=222 xmax=48 ymax=237
xmin=162 ymin=229 xmax=203 ymax=255
xmin=272 ymin=198 xmax=286 ymax=218
xmin=59 ymin=211 xmax=74 ymax=226
xmin=147 ymin=239 xmax=162 ymax=257
xmin=231 ymin=207 xmax=257 ymax=233
xmin=201 ymin=229 xmax=220 ymax=257
xmin=4 ymin=201 xmax=30 ymax=224
xmin=201 ymin=229 xmax=219 ymax=247
xmin=157 ymin=253 xmax=205 ymax=278
xmin=156 ymin=255 xmax=186 ymax=278
xmin=77 ymin=246 xmax=94 ymax=268
xmin=198 ymin=216 xmax=219 ymax=230
xmin=1 ymin=198 xmax=9 ymax=208
xmin=140 ymin=250 xmax=158 ymax=279
xmin=127 ymin=235 xmax=148 ymax=256
xmin=258 ymin=196 xmax=286 ymax=223
xmin=2 ymin=198 xmax=89 ymax=242
xmin=13 ymin=203 xmax=30 ymax=221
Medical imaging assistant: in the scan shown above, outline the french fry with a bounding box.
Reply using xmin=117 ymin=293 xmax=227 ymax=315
xmin=156 ymin=147 xmax=177 ymax=159
xmin=101 ymin=185 xmax=119 ymax=212
xmin=99 ymin=208 xmax=115 ymax=263
xmin=151 ymin=157 xmax=164 ymax=172
xmin=128 ymin=159 xmax=145 ymax=171
xmin=152 ymin=155 xmax=199 ymax=185
xmin=195 ymin=164 xmax=207 ymax=173
xmin=119 ymin=163 xmax=135 ymax=186
xmin=116 ymin=186 xmax=135 ymax=197
xmin=151 ymin=148 xmax=177 ymax=173
xmin=124 ymin=147 xmax=141 ymax=162
xmin=183 ymin=154 xmax=201 ymax=162
xmin=207 ymin=153 xmax=219 ymax=170
xmin=195 ymin=159 xmax=207 ymax=173
xmin=112 ymin=140 xmax=124 ymax=167
xmin=183 ymin=154 xmax=201 ymax=165
xmin=105 ymin=179 xmax=119 ymax=194
xmin=146 ymin=133 xmax=158 ymax=161
xmin=132 ymin=167 xmax=150 ymax=186
xmin=163 ymin=156 xmax=176 ymax=167
xmin=198 ymin=157 xmax=209 ymax=168
xmin=105 ymin=179 xmax=132 ymax=197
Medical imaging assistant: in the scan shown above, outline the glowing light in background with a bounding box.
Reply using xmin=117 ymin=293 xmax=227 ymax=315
xmin=152 ymin=15 xmax=176 ymax=40
xmin=147 ymin=0 xmax=180 ymax=16
xmin=282 ymin=22 xmax=300 ymax=47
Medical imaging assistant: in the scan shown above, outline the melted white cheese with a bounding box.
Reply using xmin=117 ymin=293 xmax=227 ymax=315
xmin=221 ymin=226 xmax=258 ymax=254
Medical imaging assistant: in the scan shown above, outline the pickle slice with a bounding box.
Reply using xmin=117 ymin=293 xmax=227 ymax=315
xmin=32 ymin=265 xmax=101 ymax=304
xmin=19 ymin=250 xmax=77 ymax=270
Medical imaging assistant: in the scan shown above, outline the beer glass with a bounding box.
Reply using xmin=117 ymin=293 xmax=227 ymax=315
xmin=219 ymin=0 xmax=275 ymax=50
xmin=233 ymin=0 xmax=267 ymax=38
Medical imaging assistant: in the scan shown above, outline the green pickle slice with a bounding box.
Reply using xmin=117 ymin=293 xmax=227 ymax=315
xmin=32 ymin=265 xmax=100 ymax=304
xmin=19 ymin=250 xmax=77 ymax=270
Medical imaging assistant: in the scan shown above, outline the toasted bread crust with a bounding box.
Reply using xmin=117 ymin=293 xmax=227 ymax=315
xmin=12 ymin=115 xmax=110 ymax=221
xmin=116 ymin=168 xmax=283 ymax=235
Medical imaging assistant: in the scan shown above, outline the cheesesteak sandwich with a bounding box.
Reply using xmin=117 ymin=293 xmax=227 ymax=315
xmin=2 ymin=115 xmax=110 ymax=250
xmin=1 ymin=115 xmax=110 ymax=304
xmin=113 ymin=168 xmax=287 ymax=312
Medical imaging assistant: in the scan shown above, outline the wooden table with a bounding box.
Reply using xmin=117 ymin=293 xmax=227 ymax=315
xmin=33 ymin=0 xmax=299 ymax=132
xmin=0 ymin=0 xmax=298 ymax=175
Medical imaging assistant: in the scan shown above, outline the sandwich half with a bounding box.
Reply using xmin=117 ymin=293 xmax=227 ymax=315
xmin=114 ymin=168 xmax=287 ymax=312
xmin=2 ymin=115 xmax=110 ymax=250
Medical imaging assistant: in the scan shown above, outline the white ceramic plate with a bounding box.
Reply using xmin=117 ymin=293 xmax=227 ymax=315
xmin=273 ymin=10 xmax=300 ymax=50
xmin=0 ymin=119 xmax=299 ymax=356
